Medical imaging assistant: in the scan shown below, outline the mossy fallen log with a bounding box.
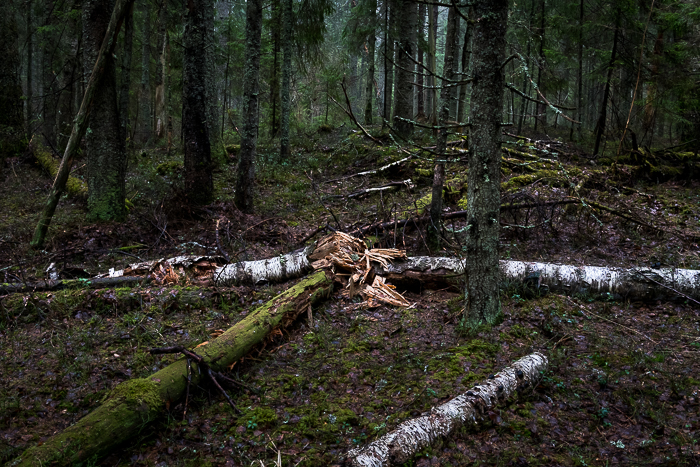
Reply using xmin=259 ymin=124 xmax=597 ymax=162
xmin=31 ymin=141 xmax=87 ymax=197
xmin=8 ymin=270 xmax=334 ymax=467
xmin=345 ymin=352 xmax=548 ymax=466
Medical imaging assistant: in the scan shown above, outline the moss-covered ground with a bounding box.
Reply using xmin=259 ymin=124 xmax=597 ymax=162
xmin=1 ymin=124 xmax=699 ymax=465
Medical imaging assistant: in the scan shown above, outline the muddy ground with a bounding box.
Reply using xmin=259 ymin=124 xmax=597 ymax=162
xmin=1 ymin=125 xmax=699 ymax=466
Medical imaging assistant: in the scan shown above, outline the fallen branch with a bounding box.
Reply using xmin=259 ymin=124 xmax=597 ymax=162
xmin=329 ymin=78 xmax=383 ymax=146
xmin=11 ymin=270 xmax=334 ymax=467
xmin=324 ymin=156 xmax=413 ymax=184
xmin=345 ymin=352 xmax=548 ymax=466
xmin=326 ymin=180 xmax=414 ymax=200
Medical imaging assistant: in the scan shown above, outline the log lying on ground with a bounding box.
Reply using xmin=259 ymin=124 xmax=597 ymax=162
xmin=10 ymin=271 xmax=333 ymax=467
xmin=383 ymin=257 xmax=700 ymax=302
xmin=345 ymin=352 xmax=548 ymax=466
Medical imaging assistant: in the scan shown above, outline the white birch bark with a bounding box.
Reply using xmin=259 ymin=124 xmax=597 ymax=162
xmin=103 ymin=246 xmax=314 ymax=285
xmin=382 ymin=257 xmax=700 ymax=302
xmin=346 ymin=352 xmax=548 ymax=466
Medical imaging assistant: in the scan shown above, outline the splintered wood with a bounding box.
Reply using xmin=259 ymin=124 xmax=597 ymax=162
xmin=310 ymin=232 xmax=410 ymax=307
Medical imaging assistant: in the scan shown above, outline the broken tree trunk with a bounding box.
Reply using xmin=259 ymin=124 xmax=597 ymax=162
xmin=382 ymin=257 xmax=700 ymax=302
xmin=11 ymin=271 xmax=333 ymax=467
xmin=345 ymin=352 xmax=548 ymax=466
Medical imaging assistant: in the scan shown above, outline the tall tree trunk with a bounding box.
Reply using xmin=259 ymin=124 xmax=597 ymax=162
xmin=533 ymin=0 xmax=545 ymax=132
xmin=0 ymin=0 xmax=25 ymax=159
xmin=593 ymin=13 xmax=620 ymax=156
xmin=153 ymin=0 xmax=166 ymax=141
xmin=574 ymin=0 xmax=583 ymax=141
xmin=456 ymin=9 xmax=472 ymax=125
xmin=118 ymin=0 xmax=133 ymax=146
xmin=427 ymin=4 xmax=458 ymax=246
xmin=364 ymin=0 xmax=377 ymax=126
xmin=269 ymin=0 xmax=280 ymax=137
xmin=56 ymin=20 xmax=80 ymax=152
xmin=448 ymin=10 xmax=460 ymax=120
xmin=517 ymin=0 xmax=535 ymax=135
xmin=41 ymin=17 xmax=58 ymax=147
xmin=137 ymin=0 xmax=151 ymax=145
xmin=382 ymin=0 xmax=393 ymax=127
xmin=183 ymin=0 xmax=213 ymax=205
xmin=26 ymin=0 xmax=34 ymax=138
xmin=83 ymin=0 xmax=126 ymax=221
xmin=427 ymin=4 xmax=437 ymax=125
xmin=464 ymin=0 xmax=507 ymax=327
xmin=204 ymin=0 xmax=219 ymax=154
xmin=235 ymin=0 xmax=262 ymax=213
xmin=393 ymin=0 xmax=416 ymax=139
xmin=643 ymin=30 xmax=663 ymax=137
xmin=280 ymin=0 xmax=292 ymax=158
xmin=415 ymin=3 xmax=425 ymax=121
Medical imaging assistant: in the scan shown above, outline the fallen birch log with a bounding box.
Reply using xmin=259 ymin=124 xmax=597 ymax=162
xmin=383 ymin=257 xmax=700 ymax=302
xmin=345 ymin=352 xmax=548 ymax=466
xmin=10 ymin=271 xmax=333 ymax=467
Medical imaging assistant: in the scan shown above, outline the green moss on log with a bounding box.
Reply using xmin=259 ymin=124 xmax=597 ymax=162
xmin=33 ymin=143 xmax=87 ymax=197
xmin=9 ymin=271 xmax=333 ymax=467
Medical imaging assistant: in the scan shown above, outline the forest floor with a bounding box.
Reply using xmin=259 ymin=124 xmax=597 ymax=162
xmin=1 ymin=124 xmax=699 ymax=466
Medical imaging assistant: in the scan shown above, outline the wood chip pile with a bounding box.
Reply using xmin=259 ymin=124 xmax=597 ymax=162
xmin=309 ymin=232 xmax=410 ymax=307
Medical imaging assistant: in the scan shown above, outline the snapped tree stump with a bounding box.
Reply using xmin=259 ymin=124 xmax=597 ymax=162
xmin=9 ymin=271 xmax=333 ymax=467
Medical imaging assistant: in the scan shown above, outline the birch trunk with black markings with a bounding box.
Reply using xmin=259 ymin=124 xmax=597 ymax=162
xmin=345 ymin=352 xmax=548 ymax=466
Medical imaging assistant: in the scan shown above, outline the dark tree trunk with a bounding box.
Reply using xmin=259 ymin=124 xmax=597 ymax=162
xmin=41 ymin=2 xmax=58 ymax=149
xmin=118 ymin=0 xmax=133 ymax=146
xmin=428 ymin=4 xmax=458 ymax=246
xmin=517 ymin=0 xmax=535 ymax=135
xmin=0 ymin=0 xmax=25 ymax=159
xmin=456 ymin=9 xmax=472 ymax=125
xmin=574 ymin=0 xmax=583 ymax=141
xmin=382 ymin=0 xmax=393 ymax=127
xmin=204 ymin=0 xmax=219 ymax=153
xmin=427 ymin=4 xmax=437 ymax=125
xmin=364 ymin=0 xmax=377 ymax=126
xmin=153 ymin=0 xmax=167 ymax=141
xmin=269 ymin=0 xmax=280 ymax=137
xmin=183 ymin=0 xmax=213 ymax=205
xmin=534 ymin=0 xmax=545 ymax=131
xmin=83 ymin=0 xmax=126 ymax=221
xmin=235 ymin=0 xmax=262 ymax=213
xmin=448 ymin=10 xmax=460 ymax=120
xmin=415 ymin=3 xmax=425 ymax=120
xmin=593 ymin=13 xmax=620 ymax=156
xmin=464 ymin=0 xmax=507 ymax=327
xmin=280 ymin=0 xmax=292 ymax=158
xmin=393 ymin=0 xmax=417 ymax=138
xmin=137 ymin=0 xmax=151 ymax=145
xmin=26 ymin=0 xmax=34 ymax=138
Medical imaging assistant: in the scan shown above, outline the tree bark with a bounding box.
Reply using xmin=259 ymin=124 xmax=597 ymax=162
xmin=83 ymin=0 xmax=127 ymax=222
xmin=137 ymin=0 xmax=151 ymax=145
xmin=427 ymin=4 xmax=458 ymax=246
xmin=280 ymin=0 xmax=292 ymax=158
xmin=426 ymin=4 xmax=437 ymax=125
xmin=118 ymin=0 xmax=133 ymax=146
xmin=456 ymin=9 xmax=472 ymax=125
xmin=0 ymin=0 xmax=25 ymax=160
xmin=464 ymin=0 xmax=507 ymax=327
xmin=183 ymin=0 xmax=213 ymax=205
xmin=235 ymin=0 xmax=263 ymax=213
xmin=10 ymin=271 xmax=334 ymax=467
xmin=392 ymin=0 xmax=416 ymax=139
xmin=30 ymin=0 xmax=133 ymax=249
xmin=26 ymin=0 xmax=34 ymax=139
xmin=364 ymin=0 xmax=377 ymax=126
xmin=593 ymin=11 xmax=619 ymax=156
xmin=415 ymin=3 xmax=425 ymax=121
xmin=346 ymin=353 xmax=548 ymax=466
xmin=382 ymin=0 xmax=393 ymax=127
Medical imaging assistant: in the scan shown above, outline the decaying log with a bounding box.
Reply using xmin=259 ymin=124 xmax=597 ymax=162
xmin=0 ymin=275 xmax=147 ymax=294
xmin=10 ymin=271 xmax=334 ymax=467
xmin=345 ymin=352 xmax=548 ymax=466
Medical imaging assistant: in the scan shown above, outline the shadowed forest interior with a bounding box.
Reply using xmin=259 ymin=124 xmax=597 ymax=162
xmin=1 ymin=0 xmax=700 ymax=465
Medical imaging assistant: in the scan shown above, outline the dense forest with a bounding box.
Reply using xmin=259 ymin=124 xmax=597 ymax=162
xmin=1 ymin=0 xmax=700 ymax=465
